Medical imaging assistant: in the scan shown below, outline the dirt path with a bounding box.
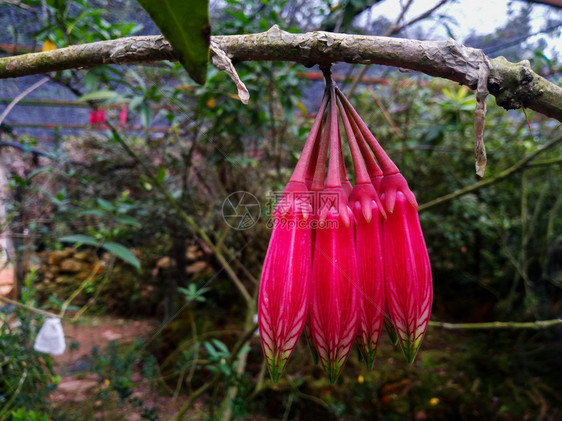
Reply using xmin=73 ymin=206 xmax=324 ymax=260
xmin=49 ymin=316 xmax=182 ymax=420
xmin=55 ymin=317 xmax=157 ymax=369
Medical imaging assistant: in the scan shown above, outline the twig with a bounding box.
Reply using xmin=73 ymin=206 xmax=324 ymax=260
xmin=346 ymin=0 xmax=414 ymax=96
xmin=0 ymin=141 xmax=57 ymax=160
xmin=171 ymin=376 xmax=215 ymax=421
xmin=392 ymin=0 xmax=450 ymax=34
xmin=3 ymin=0 xmax=34 ymax=11
xmin=527 ymin=157 xmax=562 ymax=167
xmin=367 ymin=86 xmax=404 ymax=138
xmin=418 ymin=134 xmax=562 ymax=211
xmin=0 ymin=76 xmax=49 ymax=125
xmin=0 ymin=295 xmax=61 ymax=319
xmin=219 ymin=316 xmax=257 ymax=421
xmin=0 ymin=370 xmax=27 ymax=419
xmin=59 ymin=262 xmax=101 ymax=318
xmin=347 ymin=0 xmax=450 ymax=96
xmin=70 ymin=257 xmax=116 ymax=322
xmin=429 ymin=319 xmax=562 ymax=330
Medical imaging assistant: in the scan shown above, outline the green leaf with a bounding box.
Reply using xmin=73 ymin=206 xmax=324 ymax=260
xmin=102 ymin=242 xmax=141 ymax=269
xmin=212 ymin=339 xmax=229 ymax=355
xmin=138 ymin=102 xmax=152 ymax=127
xmin=136 ymin=0 xmax=210 ymax=85
xmin=115 ymin=215 xmax=142 ymax=228
xmin=129 ymin=95 xmax=144 ymax=110
xmin=204 ymin=341 xmax=218 ymax=358
xmin=76 ymin=90 xmax=118 ymax=102
xmin=26 ymin=167 xmax=51 ymax=181
xmin=96 ymin=198 xmax=115 ymax=212
xmin=79 ymin=209 xmax=107 ymax=217
xmin=156 ymin=167 xmax=166 ymax=184
xmin=58 ymin=234 xmax=99 ymax=247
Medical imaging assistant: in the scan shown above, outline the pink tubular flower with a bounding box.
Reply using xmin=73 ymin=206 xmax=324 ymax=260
xmin=338 ymin=86 xmax=431 ymax=361
xmin=338 ymin=95 xmax=385 ymax=369
xmin=382 ymin=190 xmax=432 ymax=363
xmin=308 ymin=86 xmax=359 ymax=383
xmin=309 ymin=207 xmax=359 ymax=383
xmin=258 ymin=74 xmax=434 ymax=381
xmin=258 ymin=182 xmax=312 ymax=382
xmin=258 ymin=91 xmax=327 ymax=382
xmin=351 ymin=196 xmax=385 ymax=369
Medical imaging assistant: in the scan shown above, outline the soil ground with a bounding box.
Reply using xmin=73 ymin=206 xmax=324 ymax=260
xmin=49 ymin=316 xmax=183 ymax=421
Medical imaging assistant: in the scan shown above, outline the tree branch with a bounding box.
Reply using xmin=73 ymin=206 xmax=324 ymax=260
xmin=418 ymin=134 xmax=562 ymax=212
xmin=0 ymin=26 xmax=561 ymax=120
xmin=429 ymin=318 xmax=562 ymax=330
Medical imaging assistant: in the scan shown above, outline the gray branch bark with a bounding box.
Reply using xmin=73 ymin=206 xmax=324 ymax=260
xmin=1 ymin=26 xmax=561 ymax=121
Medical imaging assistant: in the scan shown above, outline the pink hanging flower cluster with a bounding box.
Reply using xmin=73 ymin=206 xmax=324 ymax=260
xmin=258 ymin=75 xmax=432 ymax=384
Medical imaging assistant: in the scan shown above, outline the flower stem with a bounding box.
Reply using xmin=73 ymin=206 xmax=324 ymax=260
xmin=311 ymin=105 xmax=332 ymax=191
xmin=337 ymin=88 xmax=399 ymax=175
xmin=291 ymin=90 xmax=329 ymax=183
xmin=349 ymin=109 xmax=383 ymax=179
xmin=320 ymin=64 xmax=334 ymax=89
xmin=325 ymin=86 xmax=342 ymax=188
xmin=337 ymin=96 xmax=370 ymax=185
xmin=338 ymin=130 xmax=351 ymax=189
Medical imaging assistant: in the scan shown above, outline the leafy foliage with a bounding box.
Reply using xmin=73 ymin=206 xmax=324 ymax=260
xmin=0 ymin=274 xmax=59 ymax=418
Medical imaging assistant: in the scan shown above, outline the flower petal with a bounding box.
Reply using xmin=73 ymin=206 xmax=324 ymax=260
xmin=258 ymin=209 xmax=312 ymax=381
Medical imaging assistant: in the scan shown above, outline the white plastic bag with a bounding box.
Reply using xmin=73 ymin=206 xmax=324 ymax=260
xmin=34 ymin=317 xmax=66 ymax=356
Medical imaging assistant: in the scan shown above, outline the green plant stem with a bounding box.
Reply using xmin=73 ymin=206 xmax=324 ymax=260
xmin=528 ymin=157 xmax=562 ymax=167
xmin=0 ymin=370 xmax=27 ymax=420
xmin=108 ymin=126 xmax=252 ymax=305
xmin=171 ymin=377 xmax=215 ymax=421
xmin=542 ymin=191 xmax=562 ymax=274
xmin=429 ymin=319 xmax=562 ymax=330
xmin=172 ymin=323 xmax=258 ymax=421
xmin=250 ymin=361 xmax=267 ymax=399
xmin=419 ymin=134 xmax=562 ymax=211
xmin=59 ymin=262 xmax=101 ymax=318
xmin=174 ymin=311 xmax=199 ymax=399
xmin=70 ymin=257 xmax=116 ymax=322
xmin=219 ymin=309 xmax=256 ymax=421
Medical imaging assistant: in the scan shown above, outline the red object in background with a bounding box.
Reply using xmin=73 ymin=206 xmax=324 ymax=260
xmin=119 ymin=107 xmax=128 ymax=126
xmin=88 ymin=108 xmax=106 ymax=125
xmin=96 ymin=108 xmax=106 ymax=124
xmin=88 ymin=109 xmax=97 ymax=125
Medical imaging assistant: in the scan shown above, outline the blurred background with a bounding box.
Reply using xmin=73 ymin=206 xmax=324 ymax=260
xmin=0 ymin=0 xmax=561 ymax=420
